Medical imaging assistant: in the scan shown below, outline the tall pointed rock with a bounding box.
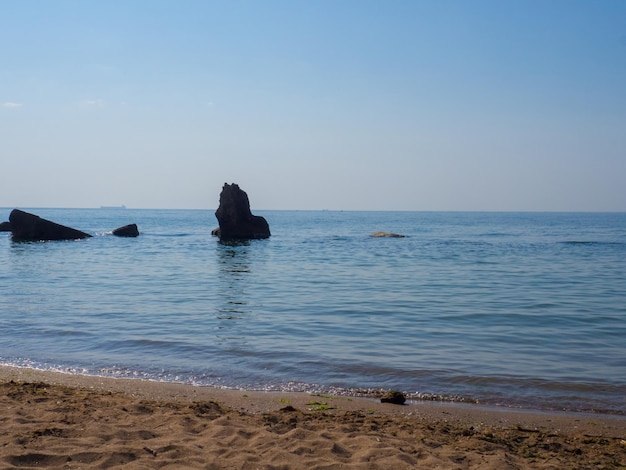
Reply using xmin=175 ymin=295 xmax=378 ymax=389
xmin=214 ymin=183 xmax=270 ymax=240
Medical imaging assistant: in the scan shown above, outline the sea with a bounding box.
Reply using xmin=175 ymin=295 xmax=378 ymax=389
xmin=1 ymin=208 xmax=624 ymax=415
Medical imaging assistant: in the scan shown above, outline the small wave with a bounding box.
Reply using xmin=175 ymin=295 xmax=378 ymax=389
xmin=560 ymin=240 xmax=624 ymax=246
xmin=479 ymin=232 xmax=518 ymax=237
xmin=153 ymin=233 xmax=191 ymax=237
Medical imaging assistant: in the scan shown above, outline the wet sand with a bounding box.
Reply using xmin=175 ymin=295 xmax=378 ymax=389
xmin=1 ymin=366 xmax=624 ymax=469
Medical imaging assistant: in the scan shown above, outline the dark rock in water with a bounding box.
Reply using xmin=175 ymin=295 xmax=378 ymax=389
xmin=9 ymin=209 xmax=92 ymax=242
xmin=214 ymin=183 xmax=270 ymax=240
xmin=370 ymin=232 xmax=405 ymax=238
xmin=380 ymin=390 xmax=406 ymax=405
xmin=211 ymin=227 xmax=221 ymax=237
xmin=0 ymin=221 xmax=11 ymax=232
xmin=112 ymin=223 xmax=139 ymax=237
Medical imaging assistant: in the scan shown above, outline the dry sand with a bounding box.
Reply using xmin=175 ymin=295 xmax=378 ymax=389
xmin=1 ymin=366 xmax=625 ymax=469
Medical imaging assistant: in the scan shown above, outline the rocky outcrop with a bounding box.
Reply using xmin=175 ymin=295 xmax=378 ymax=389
xmin=0 ymin=221 xmax=11 ymax=232
xmin=370 ymin=232 xmax=405 ymax=238
xmin=112 ymin=223 xmax=139 ymax=237
xmin=214 ymin=183 xmax=270 ymax=240
xmin=380 ymin=390 xmax=406 ymax=405
xmin=9 ymin=209 xmax=92 ymax=242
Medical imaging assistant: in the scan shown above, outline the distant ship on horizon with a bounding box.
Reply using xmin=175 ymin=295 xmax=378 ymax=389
xmin=100 ymin=205 xmax=127 ymax=209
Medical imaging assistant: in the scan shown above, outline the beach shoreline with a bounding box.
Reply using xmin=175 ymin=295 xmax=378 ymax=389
xmin=1 ymin=365 xmax=624 ymax=469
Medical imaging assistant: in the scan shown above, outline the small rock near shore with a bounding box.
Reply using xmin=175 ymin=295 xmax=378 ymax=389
xmin=112 ymin=224 xmax=140 ymax=237
xmin=380 ymin=390 xmax=406 ymax=405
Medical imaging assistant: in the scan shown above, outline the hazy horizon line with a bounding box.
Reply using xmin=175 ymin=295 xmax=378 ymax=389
xmin=2 ymin=206 xmax=625 ymax=214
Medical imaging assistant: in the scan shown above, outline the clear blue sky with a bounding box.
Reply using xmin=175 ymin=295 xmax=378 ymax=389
xmin=2 ymin=1 xmax=625 ymax=211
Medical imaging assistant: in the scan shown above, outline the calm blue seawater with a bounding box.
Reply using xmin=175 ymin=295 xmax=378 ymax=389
xmin=1 ymin=208 xmax=625 ymax=414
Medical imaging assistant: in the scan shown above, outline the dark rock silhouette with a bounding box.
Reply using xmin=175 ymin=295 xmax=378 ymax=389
xmin=9 ymin=209 xmax=92 ymax=242
xmin=112 ymin=223 xmax=139 ymax=237
xmin=380 ymin=390 xmax=406 ymax=405
xmin=214 ymin=183 xmax=270 ymax=240
xmin=0 ymin=221 xmax=11 ymax=232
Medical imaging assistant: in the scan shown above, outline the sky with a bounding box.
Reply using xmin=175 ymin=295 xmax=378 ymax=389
xmin=1 ymin=1 xmax=625 ymax=211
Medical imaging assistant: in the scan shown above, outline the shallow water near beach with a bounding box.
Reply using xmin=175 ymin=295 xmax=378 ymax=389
xmin=1 ymin=209 xmax=625 ymax=414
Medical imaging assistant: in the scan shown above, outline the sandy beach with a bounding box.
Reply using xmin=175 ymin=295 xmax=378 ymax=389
xmin=1 ymin=366 xmax=624 ymax=469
